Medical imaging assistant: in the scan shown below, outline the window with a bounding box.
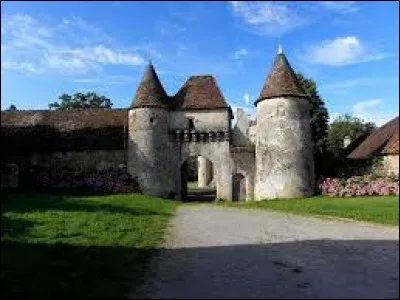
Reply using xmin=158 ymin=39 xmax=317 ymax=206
xmin=188 ymin=118 xmax=195 ymax=129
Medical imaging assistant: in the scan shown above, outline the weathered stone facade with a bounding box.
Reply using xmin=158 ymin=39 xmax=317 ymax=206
xmin=126 ymin=50 xmax=314 ymax=201
xmin=255 ymin=97 xmax=314 ymax=199
xmin=381 ymin=155 xmax=399 ymax=176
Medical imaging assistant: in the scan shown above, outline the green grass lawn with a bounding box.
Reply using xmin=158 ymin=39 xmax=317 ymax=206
xmin=1 ymin=192 xmax=178 ymax=298
xmin=187 ymin=181 xmax=198 ymax=190
xmin=218 ymin=196 xmax=399 ymax=225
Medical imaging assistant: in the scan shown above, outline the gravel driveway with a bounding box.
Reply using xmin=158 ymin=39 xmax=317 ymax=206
xmin=129 ymin=205 xmax=399 ymax=299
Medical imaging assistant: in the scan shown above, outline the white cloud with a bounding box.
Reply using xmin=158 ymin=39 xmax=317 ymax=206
xmin=60 ymin=16 xmax=112 ymax=43
xmin=353 ymin=99 xmax=383 ymax=116
xmin=228 ymin=1 xmax=307 ymax=36
xmin=321 ymin=77 xmax=399 ymax=92
xmin=301 ymin=36 xmax=389 ymax=66
xmin=158 ymin=21 xmax=186 ymax=37
xmin=233 ymin=48 xmax=248 ymax=60
xmin=1 ymin=61 xmax=39 ymax=73
xmin=243 ymin=93 xmax=250 ymax=105
xmin=351 ymin=99 xmax=396 ymax=126
xmin=330 ymin=100 xmax=396 ymax=126
xmin=71 ymin=75 xmax=134 ymax=85
xmin=328 ymin=112 xmax=341 ymax=124
xmin=56 ymin=45 xmax=146 ymax=66
xmin=321 ymin=78 xmax=371 ymax=90
xmin=1 ymin=13 xmax=147 ymax=75
xmin=319 ymin=1 xmax=359 ymax=14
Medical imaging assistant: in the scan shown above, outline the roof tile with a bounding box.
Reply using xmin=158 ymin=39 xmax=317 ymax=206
xmin=130 ymin=63 xmax=169 ymax=108
xmin=256 ymin=53 xmax=308 ymax=104
xmin=173 ymin=75 xmax=230 ymax=110
xmin=347 ymin=116 xmax=399 ymax=158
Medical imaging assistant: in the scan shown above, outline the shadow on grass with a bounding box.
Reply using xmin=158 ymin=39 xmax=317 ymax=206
xmin=1 ymin=240 xmax=157 ymax=299
xmin=1 ymin=192 xmax=174 ymax=216
xmin=1 ymin=215 xmax=38 ymax=239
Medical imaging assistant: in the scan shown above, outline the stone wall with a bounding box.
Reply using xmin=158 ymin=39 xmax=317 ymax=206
xmin=1 ymin=109 xmax=129 ymax=189
xmin=1 ymin=163 xmax=19 ymax=190
xmin=377 ymin=155 xmax=399 ymax=176
xmin=255 ymin=97 xmax=314 ymax=199
xmin=1 ymin=109 xmax=128 ymax=153
xmin=169 ymin=109 xmax=231 ymax=131
xmin=248 ymin=125 xmax=257 ymax=144
xmin=4 ymin=150 xmax=126 ymax=171
xmin=230 ymin=147 xmax=255 ymax=201
xmin=231 ymin=108 xmax=252 ymax=147
xmin=128 ymin=107 xmax=233 ymax=200
xmin=3 ymin=150 xmax=127 ymax=188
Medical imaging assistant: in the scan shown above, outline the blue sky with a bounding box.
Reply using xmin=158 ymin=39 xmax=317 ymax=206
xmin=1 ymin=1 xmax=399 ymax=125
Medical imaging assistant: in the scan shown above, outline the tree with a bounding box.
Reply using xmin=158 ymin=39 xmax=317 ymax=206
xmin=327 ymin=114 xmax=376 ymax=157
xmin=49 ymin=92 xmax=113 ymax=110
xmin=296 ymin=73 xmax=329 ymax=177
xmin=6 ymin=104 xmax=17 ymax=111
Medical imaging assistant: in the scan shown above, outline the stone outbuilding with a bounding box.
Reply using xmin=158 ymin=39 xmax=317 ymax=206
xmin=347 ymin=116 xmax=399 ymax=176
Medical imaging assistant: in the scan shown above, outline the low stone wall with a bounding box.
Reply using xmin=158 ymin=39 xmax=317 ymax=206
xmin=230 ymin=147 xmax=255 ymax=200
xmin=381 ymin=155 xmax=399 ymax=176
xmin=3 ymin=150 xmax=127 ymax=189
xmin=1 ymin=163 xmax=19 ymax=190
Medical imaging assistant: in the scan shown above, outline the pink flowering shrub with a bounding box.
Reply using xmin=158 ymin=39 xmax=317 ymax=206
xmin=318 ymin=174 xmax=399 ymax=197
xmin=20 ymin=165 xmax=140 ymax=193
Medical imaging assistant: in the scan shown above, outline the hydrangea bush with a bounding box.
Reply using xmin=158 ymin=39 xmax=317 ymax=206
xmin=19 ymin=165 xmax=140 ymax=193
xmin=318 ymin=174 xmax=399 ymax=197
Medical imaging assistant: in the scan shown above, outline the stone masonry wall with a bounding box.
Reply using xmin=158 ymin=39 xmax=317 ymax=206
xmin=255 ymin=97 xmax=314 ymax=199
xmin=230 ymin=147 xmax=255 ymax=200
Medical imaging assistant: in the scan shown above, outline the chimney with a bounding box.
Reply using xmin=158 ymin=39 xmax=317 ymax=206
xmin=343 ymin=136 xmax=351 ymax=148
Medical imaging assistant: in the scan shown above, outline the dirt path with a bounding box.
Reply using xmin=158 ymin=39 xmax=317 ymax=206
xmin=129 ymin=206 xmax=399 ymax=299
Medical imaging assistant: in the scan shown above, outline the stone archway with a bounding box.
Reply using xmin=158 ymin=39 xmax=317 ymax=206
xmin=232 ymin=173 xmax=246 ymax=202
xmin=179 ymin=155 xmax=216 ymax=202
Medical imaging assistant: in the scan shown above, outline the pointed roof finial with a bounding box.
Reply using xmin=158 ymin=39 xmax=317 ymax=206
xmin=255 ymin=49 xmax=308 ymax=105
xmin=278 ymin=44 xmax=283 ymax=54
xmin=130 ymin=62 xmax=169 ymax=109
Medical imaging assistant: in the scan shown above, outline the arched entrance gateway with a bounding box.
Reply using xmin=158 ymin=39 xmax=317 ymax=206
xmin=127 ymin=63 xmax=257 ymax=201
xmin=173 ymin=128 xmax=232 ymax=201
xmin=180 ymin=155 xmax=215 ymax=201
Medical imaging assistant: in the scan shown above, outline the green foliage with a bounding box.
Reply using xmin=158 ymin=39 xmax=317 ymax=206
xmin=6 ymin=104 xmax=17 ymax=111
xmin=327 ymin=114 xmax=376 ymax=157
xmin=246 ymin=141 xmax=256 ymax=151
xmin=49 ymin=92 xmax=113 ymax=110
xmin=186 ymin=156 xmax=198 ymax=182
xmin=218 ymin=196 xmax=399 ymax=225
xmin=296 ymin=73 xmax=329 ymax=177
xmin=1 ymin=192 xmax=178 ymax=297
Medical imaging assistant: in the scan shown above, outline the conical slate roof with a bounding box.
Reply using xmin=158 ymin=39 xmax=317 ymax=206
xmin=255 ymin=52 xmax=308 ymax=105
xmin=173 ymin=75 xmax=230 ymax=110
xmin=130 ymin=63 xmax=169 ymax=108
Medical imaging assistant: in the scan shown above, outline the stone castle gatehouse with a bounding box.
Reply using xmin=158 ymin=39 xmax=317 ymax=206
xmin=1 ymin=50 xmax=314 ymax=201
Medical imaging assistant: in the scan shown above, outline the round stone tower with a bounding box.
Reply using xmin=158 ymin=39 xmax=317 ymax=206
xmin=254 ymin=48 xmax=314 ymax=200
xmin=128 ymin=62 xmax=174 ymax=197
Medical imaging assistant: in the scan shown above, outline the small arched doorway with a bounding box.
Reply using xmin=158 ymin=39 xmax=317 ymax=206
xmin=232 ymin=173 xmax=246 ymax=202
xmin=180 ymin=155 xmax=216 ymax=201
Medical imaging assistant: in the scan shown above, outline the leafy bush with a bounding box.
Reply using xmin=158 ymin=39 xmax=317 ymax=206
xmin=18 ymin=165 xmax=139 ymax=193
xmin=318 ymin=174 xmax=399 ymax=197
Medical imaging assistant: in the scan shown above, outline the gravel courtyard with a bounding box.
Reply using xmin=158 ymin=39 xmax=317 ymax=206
xmin=129 ymin=206 xmax=399 ymax=299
